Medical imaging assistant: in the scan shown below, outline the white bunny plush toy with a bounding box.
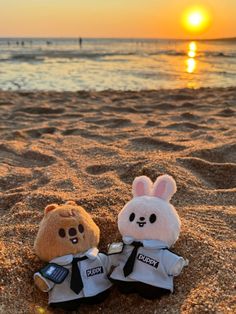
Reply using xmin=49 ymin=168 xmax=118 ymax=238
xmin=108 ymin=175 xmax=188 ymax=299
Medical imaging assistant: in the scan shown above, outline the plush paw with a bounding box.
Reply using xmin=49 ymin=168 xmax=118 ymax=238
xmin=171 ymin=258 xmax=186 ymax=276
xmin=34 ymin=274 xmax=49 ymax=292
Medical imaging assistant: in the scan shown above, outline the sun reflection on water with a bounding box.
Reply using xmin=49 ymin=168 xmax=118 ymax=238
xmin=186 ymin=58 xmax=196 ymax=73
xmin=188 ymin=50 xmax=196 ymax=58
xmin=186 ymin=41 xmax=197 ymax=74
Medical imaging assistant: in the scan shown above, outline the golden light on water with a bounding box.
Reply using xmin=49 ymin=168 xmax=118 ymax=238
xmin=182 ymin=6 xmax=211 ymax=34
xmin=189 ymin=42 xmax=197 ymax=51
xmin=186 ymin=41 xmax=197 ymax=74
xmin=188 ymin=50 xmax=196 ymax=58
xmin=186 ymin=58 xmax=196 ymax=74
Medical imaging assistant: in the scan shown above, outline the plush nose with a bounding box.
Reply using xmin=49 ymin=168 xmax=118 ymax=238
xmin=139 ymin=217 xmax=145 ymax=221
xmin=68 ymin=227 xmax=77 ymax=236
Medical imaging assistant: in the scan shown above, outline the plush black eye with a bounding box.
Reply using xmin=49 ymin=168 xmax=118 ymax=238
xmin=129 ymin=213 xmax=135 ymax=222
xmin=58 ymin=228 xmax=66 ymax=238
xmin=78 ymin=224 xmax=84 ymax=233
xmin=149 ymin=214 xmax=157 ymax=223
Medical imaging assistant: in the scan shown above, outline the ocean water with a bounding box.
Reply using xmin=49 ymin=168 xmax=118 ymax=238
xmin=0 ymin=38 xmax=236 ymax=91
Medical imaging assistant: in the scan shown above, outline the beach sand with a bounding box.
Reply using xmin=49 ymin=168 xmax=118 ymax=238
xmin=0 ymin=87 xmax=235 ymax=314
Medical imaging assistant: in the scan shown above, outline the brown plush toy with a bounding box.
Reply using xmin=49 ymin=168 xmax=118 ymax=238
xmin=34 ymin=201 xmax=112 ymax=311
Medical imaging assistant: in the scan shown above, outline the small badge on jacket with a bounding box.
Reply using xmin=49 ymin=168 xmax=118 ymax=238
xmin=108 ymin=242 xmax=124 ymax=255
xmin=39 ymin=263 xmax=69 ymax=284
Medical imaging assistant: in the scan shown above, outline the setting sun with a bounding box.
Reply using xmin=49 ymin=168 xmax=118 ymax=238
xmin=188 ymin=12 xmax=203 ymax=27
xmin=182 ymin=7 xmax=211 ymax=34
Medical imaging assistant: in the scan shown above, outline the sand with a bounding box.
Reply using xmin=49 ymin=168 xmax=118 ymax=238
xmin=0 ymin=87 xmax=235 ymax=314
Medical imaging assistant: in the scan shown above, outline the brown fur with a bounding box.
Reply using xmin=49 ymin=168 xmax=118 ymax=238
xmin=34 ymin=201 xmax=100 ymax=262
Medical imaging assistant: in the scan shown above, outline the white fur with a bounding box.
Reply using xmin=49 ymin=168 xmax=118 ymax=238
xmin=118 ymin=175 xmax=180 ymax=247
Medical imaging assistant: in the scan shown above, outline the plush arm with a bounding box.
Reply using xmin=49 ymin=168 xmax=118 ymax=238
xmin=162 ymin=250 xmax=188 ymax=276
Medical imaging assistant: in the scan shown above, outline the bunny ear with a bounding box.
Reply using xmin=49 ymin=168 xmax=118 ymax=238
xmin=132 ymin=176 xmax=153 ymax=197
xmin=152 ymin=175 xmax=176 ymax=201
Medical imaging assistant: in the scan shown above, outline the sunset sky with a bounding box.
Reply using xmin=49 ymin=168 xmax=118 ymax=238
xmin=1 ymin=0 xmax=235 ymax=39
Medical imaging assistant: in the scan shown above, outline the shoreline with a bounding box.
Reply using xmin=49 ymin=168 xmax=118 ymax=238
xmin=1 ymin=85 xmax=236 ymax=93
xmin=0 ymin=87 xmax=235 ymax=313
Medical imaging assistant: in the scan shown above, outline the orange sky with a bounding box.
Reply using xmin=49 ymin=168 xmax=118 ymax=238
xmin=1 ymin=0 xmax=235 ymax=38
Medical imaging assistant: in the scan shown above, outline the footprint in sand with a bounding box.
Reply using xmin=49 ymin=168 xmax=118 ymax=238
xmin=86 ymin=161 xmax=155 ymax=185
xmin=103 ymin=118 xmax=132 ymax=128
xmin=0 ymin=193 xmax=25 ymax=211
xmin=0 ymin=143 xmax=56 ymax=168
xmin=91 ymin=177 xmax=114 ymax=190
xmin=177 ymin=157 xmax=236 ymax=189
xmin=190 ymin=143 xmax=236 ymax=164
xmin=180 ymin=112 xmax=200 ymax=120
xmin=0 ymin=173 xmax=32 ymax=192
xmin=216 ymin=108 xmax=235 ymax=117
xmin=166 ymin=122 xmax=209 ymax=132
xmin=82 ymin=117 xmax=132 ymax=128
xmin=9 ymin=127 xmax=57 ymax=140
xmin=145 ymin=120 xmax=161 ymax=127
xmin=82 ymin=146 xmax=118 ymax=157
xmin=129 ymin=137 xmax=186 ymax=151
xmin=16 ymin=107 xmax=65 ymax=115
xmin=117 ymin=161 xmax=151 ymax=184
xmin=102 ymin=105 xmax=138 ymax=113
xmin=62 ymin=128 xmax=83 ymax=136
xmin=23 ymin=127 xmax=57 ymax=139
xmin=156 ymin=102 xmax=176 ymax=110
xmin=86 ymin=164 xmax=112 ymax=175
xmin=180 ymin=102 xmax=194 ymax=108
xmin=62 ymin=128 xmax=113 ymax=143
xmin=0 ymin=101 xmax=15 ymax=106
xmin=0 ymin=167 xmax=52 ymax=211
xmin=53 ymin=179 xmax=75 ymax=191
xmin=166 ymin=93 xmax=196 ymax=101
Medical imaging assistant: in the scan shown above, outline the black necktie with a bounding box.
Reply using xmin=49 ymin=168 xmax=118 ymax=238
xmin=123 ymin=241 xmax=143 ymax=277
xmin=70 ymin=256 xmax=87 ymax=294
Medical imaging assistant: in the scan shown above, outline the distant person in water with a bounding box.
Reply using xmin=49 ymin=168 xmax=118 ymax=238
xmin=79 ymin=37 xmax=82 ymax=48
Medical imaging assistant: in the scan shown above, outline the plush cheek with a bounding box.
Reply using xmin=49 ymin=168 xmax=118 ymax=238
xmin=146 ymin=215 xmax=173 ymax=243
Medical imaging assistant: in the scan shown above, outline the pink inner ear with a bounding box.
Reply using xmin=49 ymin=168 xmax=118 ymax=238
xmin=136 ymin=181 xmax=145 ymax=196
xmin=154 ymin=181 xmax=166 ymax=198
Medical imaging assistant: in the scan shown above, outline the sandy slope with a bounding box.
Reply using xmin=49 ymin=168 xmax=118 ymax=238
xmin=0 ymin=87 xmax=235 ymax=314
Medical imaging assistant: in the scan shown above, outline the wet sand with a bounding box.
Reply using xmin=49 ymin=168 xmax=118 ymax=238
xmin=0 ymin=87 xmax=235 ymax=313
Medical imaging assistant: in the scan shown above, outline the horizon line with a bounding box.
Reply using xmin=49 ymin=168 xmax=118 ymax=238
xmin=0 ymin=36 xmax=236 ymax=41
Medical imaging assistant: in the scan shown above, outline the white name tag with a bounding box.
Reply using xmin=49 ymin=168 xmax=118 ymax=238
xmin=86 ymin=266 xmax=103 ymax=277
xmin=108 ymin=242 xmax=124 ymax=254
xmin=137 ymin=254 xmax=159 ymax=269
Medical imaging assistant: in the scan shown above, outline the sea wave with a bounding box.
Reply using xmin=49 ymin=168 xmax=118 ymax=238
xmin=0 ymin=49 xmax=234 ymax=63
